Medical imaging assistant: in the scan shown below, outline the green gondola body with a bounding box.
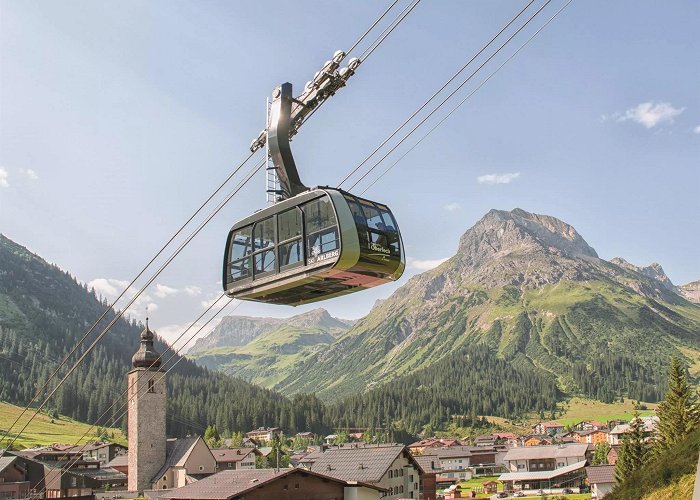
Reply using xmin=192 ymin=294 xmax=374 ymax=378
xmin=223 ymin=187 xmax=404 ymax=305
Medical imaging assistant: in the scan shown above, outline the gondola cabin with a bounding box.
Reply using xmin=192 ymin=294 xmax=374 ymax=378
xmin=223 ymin=188 xmax=404 ymax=305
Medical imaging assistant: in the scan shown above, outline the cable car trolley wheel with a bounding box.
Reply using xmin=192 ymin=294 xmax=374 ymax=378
xmin=223 ymin=187 xmax=404 ymax=305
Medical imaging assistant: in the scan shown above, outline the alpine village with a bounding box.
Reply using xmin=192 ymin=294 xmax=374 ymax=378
xmin=1 ymin=2 xmax=699 ymax=500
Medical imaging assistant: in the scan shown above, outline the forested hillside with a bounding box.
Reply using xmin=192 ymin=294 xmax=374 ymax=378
xmin=275 ymin=209 xmax=700 ymax=402
xmin=0 ymin=234 xmax=330 ymax=439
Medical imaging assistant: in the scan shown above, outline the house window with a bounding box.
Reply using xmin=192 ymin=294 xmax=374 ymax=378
xmin=400 ymin=486 xmax=404 ymax=493
xmin=400 ymin=469 xmax=404 ymax=477
xmin=162 ymin=486 xmax=167 ymax=490
xmin=199 ymin=466 xmax=204 ymax=471
xmin=295 ymin=483 xmax=299 ymax=489
xmin=228 ymin=463 xmax=233 ymax=468
xmin=389 ymin=471 xmax=393 ymax=478
xmin=389 ymin=487 xmax=394 ymax=495
xmin=148 ymin=380 xmax=155 ymax=393
xmin=163 ymin=476 xmax=167 ymax=481
xmin=517 ymin=464 xmax=525 ymax=470
xmin=410 ymin=475 xmax=414 ymax=482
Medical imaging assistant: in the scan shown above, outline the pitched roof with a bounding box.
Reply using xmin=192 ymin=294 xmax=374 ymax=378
xmin=499 ymin=460 xmax=587 ymax=481
xmin=586 ymin=465 xmax=616 ymax=485
xmin=503 ymin=443 xmax=589 ymax=461
xmin=0 ymin=456 xmax=18 ymax=474
xmin=107 ymin=455 xmax=128 ymax=467
xmin=301 ymin=444 xmax=419 ymax=483
xmin=151 ymin=437 xmax=201 ymax=483
xmin=210 ymin=448 xmax=256 ymax=464
xmin=412 ymin=454 xmax=443 ymax=474
xmin=428 ymin=446 xmax=496 ymax=459
xmin=161 ymin=468 xmax=383 ymax=499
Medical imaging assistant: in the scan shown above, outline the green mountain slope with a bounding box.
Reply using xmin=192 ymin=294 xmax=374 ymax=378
xmin=188 ymin=309 xmax=352 ymax=386
xmin=274 ymin=209 xmax=700 ymax=402
xmin=0 ymin=234 xmax=331 ymax=438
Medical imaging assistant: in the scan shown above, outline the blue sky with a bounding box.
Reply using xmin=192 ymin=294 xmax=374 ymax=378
xmin=1 ymin=1 xmax=698 ymax=347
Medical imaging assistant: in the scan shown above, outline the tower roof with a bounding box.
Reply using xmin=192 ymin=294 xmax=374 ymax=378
xmin=132 ymin=319 xmax=162 ymax=369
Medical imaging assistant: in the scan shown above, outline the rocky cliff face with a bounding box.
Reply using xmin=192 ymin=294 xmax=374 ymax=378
xmin=273 ymin=209 xmax=700 ymax=401
xmin=188 ymin=308 xmax=352 ymax=355
xmin=680 ymin=280 xmax=700 ymax=304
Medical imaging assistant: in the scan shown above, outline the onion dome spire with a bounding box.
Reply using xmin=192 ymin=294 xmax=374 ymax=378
xmin=131 ymin=317 xmax=162 ymax=369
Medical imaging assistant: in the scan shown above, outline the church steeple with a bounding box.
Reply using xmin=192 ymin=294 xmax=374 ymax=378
xmin=131 ymin=319 xmax=161 ymax=369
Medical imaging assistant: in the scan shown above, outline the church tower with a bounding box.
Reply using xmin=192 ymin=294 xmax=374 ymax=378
xmin=128 ymin=321 xmax=166 ymax=493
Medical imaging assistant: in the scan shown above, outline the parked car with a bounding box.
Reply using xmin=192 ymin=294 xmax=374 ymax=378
xmin=562 ymin=488 xmax=574 ymax=494
xmin=513 ymin=492 xmax=525 ymax=498
xmin=497 ymin=493 xmax=508 ymax=498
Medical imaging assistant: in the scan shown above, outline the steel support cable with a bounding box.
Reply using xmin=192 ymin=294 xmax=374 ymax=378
xmin=33 ymin=296 xmax=238 ymax=498
xmin=336 ymin=0 xmax=538 ymax=189
xmin=360 ymin=0 xmax=575 ymax=196
xmin=347 ymin=0 xmax=555 ymax=191
xmin=346 ymin=0 xmax=401 ymax=57
xmin=0 ymin=150 xmax=257 ymax=453
xmin=338 ymin=0 xmax=535 ymax=188
xmin=1 ymin=2 xmax=410 ymax=453
xmin=0 ymin=160 xmax=263 ymax=454
xmin=359 ymin=0 xmax=421 ymax=61
xmin=293 ymin=0 xmax=420 ymax=132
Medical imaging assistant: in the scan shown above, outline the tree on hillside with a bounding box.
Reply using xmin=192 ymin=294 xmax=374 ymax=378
xmin=592 ymin=442 xmax=611 ymax=465
xmin=229 ymin=431 xmax=244 ymax=448
xmin=655 ymin=357 xmax=700 ymax=451
xmin=204 ymin=424 xmax=221 ymax=448
xmin=615 ymin=412 xmax=649 ymax=482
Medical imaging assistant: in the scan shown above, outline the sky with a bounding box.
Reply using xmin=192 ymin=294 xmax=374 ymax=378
xmin=1 ymin=0 xmax=698 ymax=349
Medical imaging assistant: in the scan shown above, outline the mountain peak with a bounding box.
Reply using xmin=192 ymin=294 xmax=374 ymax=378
xmin=610 ymin=257 xmax=675 ymax=291
xmin=458 ymin=208 xmax=598 ymax=268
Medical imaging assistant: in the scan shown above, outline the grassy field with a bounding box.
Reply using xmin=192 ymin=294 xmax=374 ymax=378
xmin=553 ymin=397 xmax=657 ymax=426
xmin=641 ymin=473 xmax=694 ymax=500
xmin=0 ymin=401 xmax=126 ymax=449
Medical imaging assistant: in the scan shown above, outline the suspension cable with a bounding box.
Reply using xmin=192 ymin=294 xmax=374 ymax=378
xmin=0 ymin=160 xmax=262 ymax=454
xmin=0 ymin=150 xmax=256 ymax=454
xmin=346 ymin=0 xmax=401 ymax=56
xmin=361 ymin=0 xmax=575 ymax=195
xmin=34 ymin=298 xmax=238 ymax=498
xmin=336 ymin=0 xmax=537 ymax=189
xmin=347 ymin=0 xmax=555 ymax=191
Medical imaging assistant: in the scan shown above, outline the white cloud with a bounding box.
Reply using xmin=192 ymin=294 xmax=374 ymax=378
xmin=0 ymin=168 xmax=8 ymax=188
xmin=19 ymin=168 xmax=38 ymax=180
xmin=407 ymin=256 xmax=449 ymax=271
xmin=87 ymin=277 xmax=155 ymax=319
xmin=443 ymin=202 xmax=461 ymax=212
xmin=616 ymin=101 xmax=685 ymax=128
xmin=154 ymin=284 xmax=179 ymax=298
xmin=476 ymin=172 xmax=520 ymax=185
xmin=693 ymin=125 xmax=700 ymax=135
xmin=200 ymin=295 xmax=221 ymax=309
xmin=184 ymin=286 xmax=202 ymax=296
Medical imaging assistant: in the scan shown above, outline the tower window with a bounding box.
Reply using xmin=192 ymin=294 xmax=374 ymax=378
xmin=148 ymin=380 xmax=155 ymax=393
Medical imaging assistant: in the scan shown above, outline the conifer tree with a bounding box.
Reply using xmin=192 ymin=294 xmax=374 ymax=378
xmin=655 ymin=357 xmax=700 ymax=451
xmin=592 ymin=442 xmax=611 ymax=465
xmin=615 ymin=412 xmax=649 ymax=482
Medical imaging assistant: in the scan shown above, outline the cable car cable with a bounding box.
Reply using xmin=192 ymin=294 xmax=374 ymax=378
xmin=0 ymin=160 xmax=262 ymax=454
xmin=346 ymin=0 xmax=555 ymax=191
xmin=32 ymin=296 xmax=238 ymax=498
xmin=360 ymin=0 xmax=575 ymax=196
xmin=346 ymin=0 xmax=401 ymax=57
xmin=0 ymin=150 xmax=257 ymax=454
xmin=336 ymin=0 xmax=538 ymax=189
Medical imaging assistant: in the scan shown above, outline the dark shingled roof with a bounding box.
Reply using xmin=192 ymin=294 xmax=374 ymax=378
xmin=300 ymin=444 xmax=421 ymax=484
xmin=108 ymin=455 xmax=128 ymax=468
xmin=0 ymin=456 xmax=18 ymax=474
xmin=412 ymin=454 xmax=443 ymax=474
xmin=586 ymin=465 xmax=616 ymax=485
xmin=151 ymin=437 xmax=200 ymax=483
xmin=161 ymin=468 xmax=383 ymax=499
xmin=209 ymin=448 xmax=256 ymax=464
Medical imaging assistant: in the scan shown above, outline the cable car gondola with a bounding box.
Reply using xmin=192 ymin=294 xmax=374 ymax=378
xmin=223 ymin=78 xmax=405 ymax=305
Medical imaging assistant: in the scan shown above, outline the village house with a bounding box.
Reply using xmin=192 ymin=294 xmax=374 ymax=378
xmin=151 ymin=437 xmax=217 ymax=490
xmin=406 ymin=438 xmax=466 ymax=455
xmin=606 ymin=445 xmax=621 ymax=465
xmin=11 ymin=448 xmax=127 ymax=496
xmin=523 ymin=435 xmax=553 ymax=447
xmin=210 ymin=448 xmax=258 ymax=471
xmin=412 ymin=454 xmax=442 ymax=500
xmin=572 ymin=430 xmax=609 ymax=445
xmin=607 ymin=416 xmax=658 ymax=445
xmin=299 ymin=443 xmax=424 ymax=499
xmin=573 ymin=421 xmax=607 ymax=432
xmin=586 ymin=464 xmax=616 ymax=499
xmin=498 ymin=443 xmax=591 ymax=493
xmin=0 ymin=455 xmax=30 ymax=499
xmin=76 ymin=442 xmax=127 ymax=466
xmin=532 ymin=422 xmax=566 ymax=436
xmin=421 ymin=446 xmax=503 ymax=482
xmin=246 ymin=427 xmax=281 ymax=443
xmin=159 ymin=467 xmax=386 ymax=500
